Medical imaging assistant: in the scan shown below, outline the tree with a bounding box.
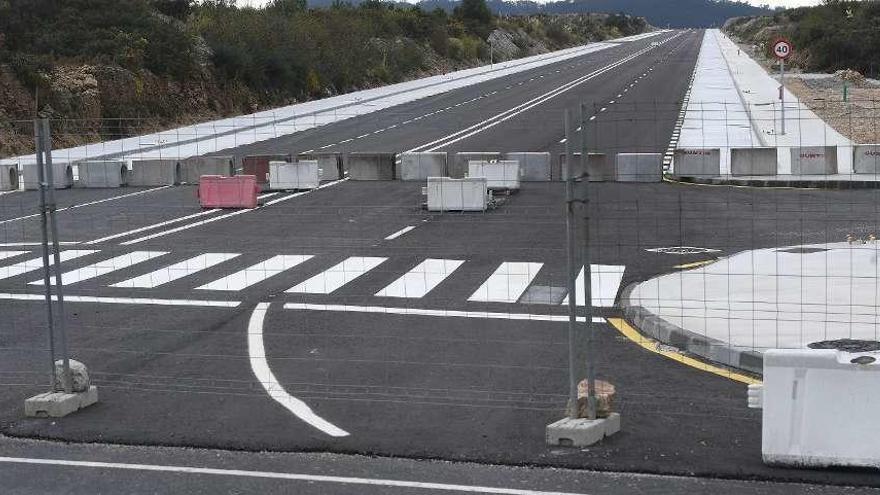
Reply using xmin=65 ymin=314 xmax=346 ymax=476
xmin=454 ymin=0 xmax=492 ymax=37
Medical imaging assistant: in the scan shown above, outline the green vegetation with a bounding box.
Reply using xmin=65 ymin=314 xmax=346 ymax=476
xmin=725 ymin=0 xmax=880 ymax=75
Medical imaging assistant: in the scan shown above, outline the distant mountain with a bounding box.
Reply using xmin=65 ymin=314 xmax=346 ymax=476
xmin=306 ymin=0 xmax=777 ymax=28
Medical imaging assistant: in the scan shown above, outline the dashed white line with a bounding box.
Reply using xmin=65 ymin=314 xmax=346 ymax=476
xmin=384 ymin=225 xmax=417 ymax=240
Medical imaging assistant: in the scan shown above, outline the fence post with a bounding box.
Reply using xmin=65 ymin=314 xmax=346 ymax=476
xmin=579 ymin=103 xmax=597 ymax=420
xmin=564 ymin=109 xmax=579 ymax=419
xmin=34 ymin=119 xmax=59 ymax=391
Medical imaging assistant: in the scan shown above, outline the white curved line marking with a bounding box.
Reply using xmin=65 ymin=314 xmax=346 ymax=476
xmin=247 ymin=302 xmax=349 ymax=437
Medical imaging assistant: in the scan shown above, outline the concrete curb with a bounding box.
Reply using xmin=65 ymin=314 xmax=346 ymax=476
xmin=618 ymin=284 xmax=763 ymax=375
xmin=668 ymin=174 xmax=880 ymax=189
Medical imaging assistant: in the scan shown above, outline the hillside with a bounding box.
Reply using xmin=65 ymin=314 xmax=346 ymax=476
xmin=308 ymin=0 xmax=776 ymax=28
xmin=0 ymin=0 xmax=649 ymax=158
xmin=725 ymin=2 xmax=880 ymax=76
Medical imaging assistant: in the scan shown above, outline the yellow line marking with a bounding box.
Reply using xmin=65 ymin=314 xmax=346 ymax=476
xmin=606 ymin=317 xmax=761 ymax=385
xmin=673 ymin=259 xmax=717 ymax=270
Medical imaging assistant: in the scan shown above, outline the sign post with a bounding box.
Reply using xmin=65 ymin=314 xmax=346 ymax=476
xmin=772 ymin=38 xmax=793 ymax=135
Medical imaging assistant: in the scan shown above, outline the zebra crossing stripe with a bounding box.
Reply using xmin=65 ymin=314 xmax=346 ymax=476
xmin=287 ymin=257 xmax=387 ymax=294
xmin=29 ymin=251 xmax=168 ymax=286
xmin=0 ymin=250 xmax=99 ymax=281
xmin=0 ymin=251 xmax=27 ymax=261
xmin=468 ymin=262 xmax=543 ymax=303
xmin=375 ymin=259 xmax=464 ymax=298
xmin=111 ymin=253 xmax=240 ymax=289
xmin=197 ymin=255 xmax=313 ymax=291
xmin=561 ymin=264 xmax=626 ymax=306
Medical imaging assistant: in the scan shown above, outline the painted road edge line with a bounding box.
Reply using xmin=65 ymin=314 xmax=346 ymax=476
xmin=0 ymin=186 xmax=171 ymax=226
xmin=0 ymin=293 xmax=240 ymax=308
xmin=0 ymin=457 xmax=589 ymax=495
xmin=384 ymin=225 xmax=416 ymax=240
xmin=247 ymin=303 xmax=350 ymax=438
xmin=284 ymin=303 xmax=604 ymax=323
xmin=85 ymin=209 xmax=221 ymax=244
xmin=606 ymin=317 xmax=760 ymax=385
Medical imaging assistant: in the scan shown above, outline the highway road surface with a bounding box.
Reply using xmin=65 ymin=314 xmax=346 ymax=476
xmin=2 ymin=28 xmax=879 ymax=490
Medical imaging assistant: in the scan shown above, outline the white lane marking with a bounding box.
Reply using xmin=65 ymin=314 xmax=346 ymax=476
xmin=30 ymin=251 xmax=168 ymax=286
xmin=0 ymin=186 xmax=171 ymax=226
xmin=248 ymin=303 xmax=350 ymax=437
xmin=373 ymin=129 xmax=385 ymax=134
xmin=355 ymin=134 xmax=369 ymax=139
xmin=287 ymin=256 xmax=387 ymax=294
xmin=0 ymin=242 xmax=80 ymax=247
xmin=561 ymin=264 xmax=626 ymax=307
xmin=617 ymin=94 xmax=622 ymax=98
xmin=339 ymin=138 xmax=353 ymax=144
xmin=406 ymin=41 xmax=668 ymax=153
xmin=84 ymin=209 xmax=220 ymax=244
xmin=600 ymin=107 xmax=607 ymax=112
xmin=319 ymin=144 xmax=334 ymax=149
xmin=384 ymin=225 xmax=416 ymax=240
xmin=589 ymin=116 xmax=596 ymax=121
xmin=0 ymin=251 xmax=27 ymax=261
xmin=376 ymin=259 xmax=465 ymax=299
xmin=0 ymin=250 xmax=98 ymax=281
xmin=285 ymin=303 xmax=603 ymax=323
xmin=468 ymin=262 xmax=543 ymax=303
xmin=258 ymin=192 xmax=279 ymax=200
xmin=111 ymin=253 xmax=240 ymax=288
xmin=0 ymin=293 xmax=239 ymax=307
xmin=609 ymin=100 xmax=615 ymax=104
xmin=559 ymin=138 xmax=567 ymax=144
xmin=0 ymin=456 xmax=593 ymax=494
xmin=121 ymin=179 xmax=347 ymax=245
xmin=197 ymin=255 xmax=313 ymax=291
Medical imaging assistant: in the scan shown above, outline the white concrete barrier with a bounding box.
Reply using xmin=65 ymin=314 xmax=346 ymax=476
xmin=452 ymin=152 xmax=502 ymax=178
xmin=180 ymin=156 xmax=234 ymax=184
xmin=0 ymin=163 xmax=18 ymax=191
xmin=790 ymin=146 xmax=837 ymax=175
xmin=130 ymin=160 xmax=180 ymax=186
xmin=504 ymin=152 xmax=550 ymax=181
xmin=76 ymin=160 xmax=129 ymax=188
xmin=761 ymin=348 xmax=880 ymax=468
xmin=23 ymin=163 xmax=73 ymax=190
xmin=558 ymin=153 xmax=613 ymax=181
xmin=468 ymin=160 xmax=520 ymax=190
xmin=615 ymin=153 xmax=662 ymax=182
xmin=426 ymin=177 xmax=488 ymax=212
xmin=269 ymin=160 xmax=319 ymax=190
xmin=673 ymin=148 xmax=720 ymax=177
xmin=854 ymin=145 xmax=880 ymax=175
xmin=345 ymin=153 xmax=395 ymax=180
xmin=731 ymin=148 xmax=777 ymax=176
xmin=397 ymin=152 xmax=447 ymax=181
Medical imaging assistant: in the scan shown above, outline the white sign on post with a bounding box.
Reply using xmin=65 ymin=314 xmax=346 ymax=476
xmin=772 ymin=38 xmax=793 ymax=135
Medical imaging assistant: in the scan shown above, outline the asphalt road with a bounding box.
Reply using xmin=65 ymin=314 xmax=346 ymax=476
xmin=2 ymin=28 xmax=880 ymax=489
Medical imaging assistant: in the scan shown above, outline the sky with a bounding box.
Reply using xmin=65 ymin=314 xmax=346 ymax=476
xmin=238 ymin=0 xmax=823 ymax=7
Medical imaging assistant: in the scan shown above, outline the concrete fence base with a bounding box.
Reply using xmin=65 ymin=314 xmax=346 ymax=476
xmin=790 ymin=146 xmax=837 ymax=175
xmin=854 ymin=145 xmax=880 ymax=175
xmin=180 ymin=156 xmax=234 ymax=184
xmin=76 ymin=161 xmax=129 ymax=188
xmin=0 ymin=164 xmax=19 ymax=191
xmin=23 ymin=163 xmax=74 ymax=190
xmin=345 ymin=153 xmax=396 ymax=180
xmin=673 ymin=148 xmax=721 ymax=177
xmin=130 ymin=160 xmax=180 ymax=186
xmin=397 ymin=152 xmax=447 ymax=180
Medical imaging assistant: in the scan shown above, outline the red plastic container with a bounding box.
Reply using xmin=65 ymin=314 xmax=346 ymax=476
xmin=241 ymin=154 xmax=286 ymax=184
xmin=198 ymin=175 xmax=259 ymax=209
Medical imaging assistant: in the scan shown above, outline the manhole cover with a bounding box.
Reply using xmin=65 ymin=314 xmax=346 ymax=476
xmin=645 ymin=246 xmax=721 ymax=255
xmin=808 ymin=339 xmax=880 ymax=353
xmin=776 ymin=247 xmax=829 ymax=254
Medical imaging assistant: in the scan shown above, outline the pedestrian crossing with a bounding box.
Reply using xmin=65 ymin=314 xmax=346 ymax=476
xmin=0 ymin=249 xmax=626 ymax=307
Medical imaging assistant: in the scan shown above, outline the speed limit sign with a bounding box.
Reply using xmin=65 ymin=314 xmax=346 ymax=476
xmin=772 ymin=38 xmax=792 ymax=60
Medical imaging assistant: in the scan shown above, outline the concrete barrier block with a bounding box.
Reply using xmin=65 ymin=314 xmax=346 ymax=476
xmin=23 ymin=163 xmax=73 ymax=190
xmin=468 ymin=160 xmax=520 ymax=189
xmin=76 ymin=161 xmax=128 ymax=188
xmin=504 ymin=152 xmax=551 ymax=181
xmin=241 ymin=154 xmax=289 ymax=184
xmin=673 ymin=148 xmax=721 ymax=177
xmin=558 ymin=153 xmax=613 ymax=181
xmin=130 ymin=160 xmax=180 ymax=186
xmin=345 ymin=153 xmax=396 ymax=180
xmin=0 ymin=163 xmax=19 ymax=191
xmin=615 ymin=153 xmax=662 ymax=182
xmin=854 ymin=145 xmax=880 ymax=174
xmin=790 ymin=146 xmax=837 ymax=175
xmin=452 ymin=152 xmax=502 ymax=179
xmin=427 ymin=177 xmax=488 ymax=212
xmin=180 ymin=156 xmax=234 ymax=184
xmin=269 ymin=160 xmax=319 ymax=190
xmin=731 ymin=148 xmax=777 ymax=176
xmin=397 ymin=152 xmax=447 ymax=180
xmin=298 ymin=153 xmax=342 ymax=181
